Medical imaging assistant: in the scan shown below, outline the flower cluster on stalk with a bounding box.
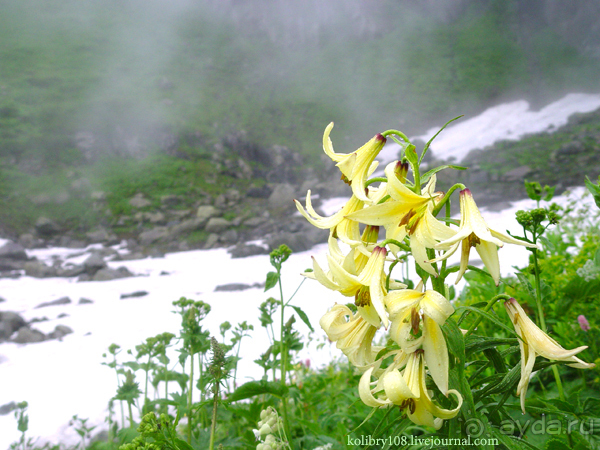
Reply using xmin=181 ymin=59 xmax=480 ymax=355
xmin=296 ymin=122 xmax=544 ymax=427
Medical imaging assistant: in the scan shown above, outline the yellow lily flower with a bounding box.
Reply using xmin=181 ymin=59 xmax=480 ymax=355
xmin=320 ymin=303 xmax=383 ymax=368
xmin=504 ymin=298 xmax=596 ymax=413
xmin=322 ymin=122 xmax=386 ymax=202
xmin=359 ymin=351 xmax=463 ymax=429
xmin=347 ymin=162 xmax=456 ymax=276
xmin=385 ymin=288 xmax=454 ymax=393
xmin=309 ymin=246 xmax=391 ymax=328
xmin=435 ymin=189 xmax=537 ymax=285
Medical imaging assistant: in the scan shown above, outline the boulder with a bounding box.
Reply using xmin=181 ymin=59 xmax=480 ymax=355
xmin=120 ymin=290 xmax=149 ymax=299
xmin=139 ymin=227 xmax=170 ymax=246
xmin=268 ymin=183 xmax=296 ymax=210
xmin=170 ymin=218 xmax=204 ymax=236
xmin=92 ymin=267 xmax=134 ymax=281
xmin=205 ymin=217 xmax=231 ymax=233
xmin=83 ymin=253 xmax=107 ymax=274
xmin=23 ymin=260 xmax=57 ymax=278
xmin=35 ymin=217 xmax=60 ymax=236
xmin=0 ymin=311 xmax=27 ymax=341
xmin=228 ymin=244 xmax=269 ymax=258
xmin=48 ymin=325 xmax=73 ymax=340
xmin=12 ymin=327 xmax=46 ymax=344
xmin=129 ymin=193 xmax=152 ymax=208
xmin=35 ymin=296 xmax=72 ymax=309
xmin=196 ymin=205 xmax=218 ymax=222
xmin=0 ymin=241 xmax=28 ymax=260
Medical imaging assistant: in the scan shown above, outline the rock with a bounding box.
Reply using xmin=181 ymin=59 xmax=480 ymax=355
xmin=161 ymin=194 xmax=181 ymax=207
xmin=221 ymin=229 xmax=238 ymax=243
xmin=268 ymin=183 xmax=296 ymax=210
xmin=35 ymin=296 xmax=72 ymax=309
xmin=92 ymin=267 xmax=134 ymax=281
xmin=243 ymin=217 xmax=267 ymax=228
xmin=144 ymin=212 xmax=166 ymax=224
xmin=247 ymin=185 xmax=272 ymax=199
xmin=129 ymin=193 xmax=152 ymax=208
xmin=205 ymin=233 xmax=219 ymax=248
xmin=56 ymin=264 xmax=86 ymax=278
xmin=48 ymin=325 xmax=73 ymax=340
xmin=0 ymin=296 xmax=5 ymax=303
xmin=12 ymin=327 xmax=46 ymax=344
xmin=0 ymin=311 xmax=27 ymax=341
xmin=0 ymin=241 xmax=28 ymax=260
xmin=205 ymin=217 xmax=231 ymax=233
xmin=228 ymin=244 xmax=269 ymax=258
xmin=35 ymin=217 xmax=60 ymax=236
xmin=196 ymin=205 xmax=218 ymax=222
xmin=23 ymin=260 xmax=57 ymax=278
xmin=83 ymin=253 xmax=107 ymax=274
xmin=120 ymin=290 xmax=149 ymax=299
xmin=86 ymin=228 xmax=115 ymax=243
xmin=504 ymin=165 xmax=532 ymax=181
xmin=78 ymin=298 xmax=94 ymax=304
xmin=266 ymin=227 xmax=327 ymax=253
xmin=214 ymin=282 xmax=263 ymax=292
xmin=139 ymin=227 xmax=170 ymax=246
xmin=0 ymin=402 xmax=17 ymax=416
xmin=170 ymin=218 xmax=204 ymax=236
xmin=0 ymin=258 xmax=24 ymax=271
xmin=18 ymin=234 xmax=40 ymax=249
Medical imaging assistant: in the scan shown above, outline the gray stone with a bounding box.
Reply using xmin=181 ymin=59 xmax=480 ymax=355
xmin=23 ymin=260 xmax=57 ymax=278
xmin=0 ymin=311 xmax=27 ymax=340
xmin=83 ymin=253 xmax=107 ymax=273
xmin=247 ymin=185 xmax=272 ymax=198
xmin=228 ymin=244 xmax=269 ymax=258
xmin=161 ymin=194 xmax=181 ymax=207
xmin=56 ymin=264 xmax=86 ymax=278
xmin=35 ymin=217 xmax=60 ymax=236
xmin=18 ymin=234 xmax=39 ymax=249
xmin=221 ymin=229 xmax=238 ymax=243
xmin=12 ymin=327 xmax=46 ymax=344
xmin=205 ymin=233 xmax=219 ymax=248
xmin=504 ymin=165 xmax=532 ymax=181
xmin=120 ymin=290 xmax=149 ymax=299
xmin=214 ymin=194 xmax=227 ymax=208
xmin=129 ymin=194 xmax=152 ymax=208
xmin=196 ymin=205 xmax=218 ymax=221
xmin=214 ymin=283 xmax=252 ymax=292
xmin=0 ymin=241 xmax=28 ymax=260
xmin=35 ymin=296 xmax=72 ymax=309
xmin=86 ymin=228 xmax=114 ymax=243
xmin=144 ymin=212 xmax=166 ymax=224
xmin=268 ymin=183 xmax=296 ymax=210
xmin=139 ymin=227 xmax=169 ymax=246
xmin=48 ymin=325 xmax=73 ymax=340
xmin=170 ymin=218 xmax=204 ymax=236
xmin=205 ymin=217 xmax=231 ymax=233
xmin=78 ymin=298 xmax=94 ymax=304
xmin=92 ymin=267 xmax=134 ymax=281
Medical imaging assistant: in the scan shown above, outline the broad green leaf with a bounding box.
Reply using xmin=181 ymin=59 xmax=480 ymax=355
xmin=264 ymin=271 xmax=279 ymax=292
xmin=227 ymin=380 xmax=288 ymax=402
xmin=584 ymin=175 xmax=600 ymax=209
xmin=290 ymin=305 xmax=314 ymax=332
xmin=173 ymin=438 xmax=195 ymax=450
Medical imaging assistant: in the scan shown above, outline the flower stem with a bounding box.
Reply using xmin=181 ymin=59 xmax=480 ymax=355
xmin=277 ymin=268 xmax=293 ymax=447
xmin=465 ymin=294 xmax=511 ymax=336
xmin=187 ymin=353 xmax=194 ymax=444
xmin=532 ymin=243 xmax=566 ymax=402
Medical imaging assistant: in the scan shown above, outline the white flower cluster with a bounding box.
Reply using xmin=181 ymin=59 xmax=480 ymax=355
xmin=254 ymin=407 xmax=287 ymax=450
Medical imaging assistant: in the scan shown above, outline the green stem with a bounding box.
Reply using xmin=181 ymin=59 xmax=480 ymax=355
xmin=187 ymin=353 xmax=194 ymax=444
xmin=432 ymin=183 xmax=466 ymax=217
xmin=208 ymin=380 xmax=219 ymax=450
xmin=465 ymin=294 xmax=511 ymax=336
xmin=365 ymin=177 xmax=387 ymax=187
xmin=532 ymin=242 xmax=566 ymax=402
xmin=381 ymin=129 xmax=410 ymax=142
xmin=164 ymin=360 xmax=169 ymax=414
xmin=127 ymin=402 xmax=134 ymax=428
xmin=277 ymin=268 xmax=293 ymax=447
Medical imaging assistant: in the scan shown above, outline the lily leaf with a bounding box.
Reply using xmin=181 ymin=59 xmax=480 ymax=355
xmin=227 ymin=380 xmax=288 ymax=402
xmin=264 ymin=271 xmax=279 ymax=292
xmin=290 ymin=305 xmax=314 ymax=332
xmin=421 ymin=164 xmax=467 ymax=184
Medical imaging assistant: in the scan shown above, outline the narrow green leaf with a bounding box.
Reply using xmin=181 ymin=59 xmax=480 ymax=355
xmin=419 ymin=115 xmax=463 ymax=164
xmin=455 ymin=306 xmax=518 ymax=338
xmin=227 ymin=380 xmax=288 ymax=402
xmin=421 ymin=164 xmax=467 ymax=184
xmin=264 ymin=271 xmax=279 ymax=292
xmin=290 ymin=305 xmax=314 ymax=332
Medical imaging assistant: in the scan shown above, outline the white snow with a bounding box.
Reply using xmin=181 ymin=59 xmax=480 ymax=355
xmin=1 ymin=92 xmax=599 ymax=449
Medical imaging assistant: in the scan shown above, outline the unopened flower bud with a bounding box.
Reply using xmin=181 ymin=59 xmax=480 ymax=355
xmin=259 ymin=423 xmax=272 ymax=437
